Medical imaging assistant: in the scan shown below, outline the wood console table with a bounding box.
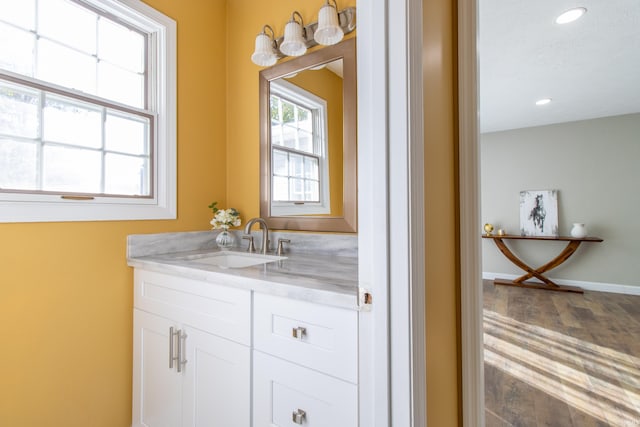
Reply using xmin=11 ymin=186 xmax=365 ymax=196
xmin=482 ymin=234 xmax=603 ymax=293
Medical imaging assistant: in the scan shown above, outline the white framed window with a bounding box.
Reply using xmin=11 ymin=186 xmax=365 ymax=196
xmin=0 ymin=0 xmax=176 ymax=222
xmin=270 ymin=79 xmax=330 ymax=216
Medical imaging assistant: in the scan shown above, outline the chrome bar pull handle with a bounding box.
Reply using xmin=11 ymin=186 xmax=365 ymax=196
xmin=292 ymin=326 xmax=306 ymax=340
xmin=292 ymin=409 xmax=306 ymax=424
xmin=169 ymin=327 xmax=179 ymax=369
xmin=177 ymin=330 xmax=188 ymax=373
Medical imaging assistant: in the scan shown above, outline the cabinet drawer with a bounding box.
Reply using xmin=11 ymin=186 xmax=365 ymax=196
xmin=134 ymin=269 xmax=251 ymax=345
xmin=253 ymin=351 xmax=357 ymax=427
xmin=253 ymin=293 xmax=357 ymax=383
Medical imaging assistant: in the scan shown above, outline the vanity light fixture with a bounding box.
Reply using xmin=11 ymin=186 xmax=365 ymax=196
xmin=314 ymin=0 xmax=344 ymax=45
xmin=250 ymin=2 xmax=356 ymax=67
xmin=555 ymin=7 xmax=587 ymax=24
xmin=535 ymin=98 xmax=552 ymax=106
xmin=280 ymin=12 xmax=307 ymax=56
xmin=251 ymin=25 xmax=278 ymax=67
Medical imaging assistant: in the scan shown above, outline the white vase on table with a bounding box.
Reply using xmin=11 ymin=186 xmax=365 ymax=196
xmin=570 ymin=223 xmax=587 ymax=238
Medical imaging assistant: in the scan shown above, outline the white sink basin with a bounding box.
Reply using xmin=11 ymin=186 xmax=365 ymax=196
xmin=181 ymin=252 xmax=286 ymax=269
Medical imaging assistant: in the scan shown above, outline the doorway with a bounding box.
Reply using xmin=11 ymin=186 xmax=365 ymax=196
xmin=461 ymin=0 xmax=640 ymax=425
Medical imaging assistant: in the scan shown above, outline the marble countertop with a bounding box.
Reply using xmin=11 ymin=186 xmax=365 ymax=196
xmin=127 ymin=248 xmax=360 ymax=309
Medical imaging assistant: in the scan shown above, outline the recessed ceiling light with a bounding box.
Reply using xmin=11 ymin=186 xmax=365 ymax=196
xmin=536 ymin=98 xmax=552 ymax=106
xmin=555 ymin=7 xmax=587 ymax=24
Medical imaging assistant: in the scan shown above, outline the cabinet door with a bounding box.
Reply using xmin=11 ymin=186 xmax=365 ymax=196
xmin=182 ymin=327 xmax=251 ymax=427
xmin=253 ymin=351 xmax=358 ymax=427
xmin=133 ymin=309 xmax=182 ymax=427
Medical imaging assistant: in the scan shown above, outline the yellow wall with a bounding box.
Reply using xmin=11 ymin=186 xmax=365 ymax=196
xmin=0 ymin=1 xmax=462 ymax=426
xmin=0 ymin=1 xmax=228 ymax=426
xmin=423 ymin=0 xmax=461 ymax=425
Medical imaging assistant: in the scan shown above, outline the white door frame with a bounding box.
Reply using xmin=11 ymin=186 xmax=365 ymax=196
xmin=357 ymin=0 xmax=425 ymax=425
xmin=458 ymin=0 xmax=486 ymax=425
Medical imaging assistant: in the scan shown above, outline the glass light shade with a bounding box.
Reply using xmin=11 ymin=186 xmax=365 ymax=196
xmin=280 ymin=21 xmax=307 ymax=56
xmin=314 ymin=3 xmax=344 ymax=45
xmin=251 ymin=33 xmax=277 ymax=66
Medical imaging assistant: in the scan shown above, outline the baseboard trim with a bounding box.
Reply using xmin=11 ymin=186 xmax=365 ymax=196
xmin=482 ymin=272 xmax=640 ymax=296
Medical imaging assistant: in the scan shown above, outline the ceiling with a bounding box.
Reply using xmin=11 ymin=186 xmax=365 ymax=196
xmin=479 ymin=0 xmax=640 ymax=133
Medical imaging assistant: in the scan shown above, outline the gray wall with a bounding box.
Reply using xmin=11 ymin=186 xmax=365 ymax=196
xmin=481 ymin=113 xmax=640 ymax=287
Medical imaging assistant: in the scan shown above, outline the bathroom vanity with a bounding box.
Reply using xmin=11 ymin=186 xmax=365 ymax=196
xmin=127 ymin=231 xmax=362 ymax=427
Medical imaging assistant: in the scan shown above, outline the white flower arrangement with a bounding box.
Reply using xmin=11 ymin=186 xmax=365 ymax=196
xmin=208 ymin=201 xmax=241 ymax=230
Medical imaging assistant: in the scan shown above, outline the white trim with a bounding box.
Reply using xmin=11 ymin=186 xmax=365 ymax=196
xmin=0 ymin=0 xmax=176 ymax=223
xmin=482 ymin=272 xmax=640 ymax=296
xmin=357 ymin=0 xmax=390 ymax=424
xmin=388 ymin=0 xmax=411 ymax=419
xmin=388 ymin=0 xmax=426 ymax=425
xmin=458 ymin=0 xmax=485 ymax=426
xmin=356 ymin=0 xmax=426 ymax=424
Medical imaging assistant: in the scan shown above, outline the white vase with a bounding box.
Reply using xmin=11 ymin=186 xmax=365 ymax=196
xmin=570 ymin=223 xmax=587 ymax=238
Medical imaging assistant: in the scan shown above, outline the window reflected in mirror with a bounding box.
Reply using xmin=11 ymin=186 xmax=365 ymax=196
xmin=270 ymin=79 xmax=328 ymax=215
xmin=259 ymin=38 xmax=356 ymax=232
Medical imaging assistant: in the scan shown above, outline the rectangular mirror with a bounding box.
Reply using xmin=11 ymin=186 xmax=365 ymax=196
xmin=259 ymin=38 xmax=356 ymax=232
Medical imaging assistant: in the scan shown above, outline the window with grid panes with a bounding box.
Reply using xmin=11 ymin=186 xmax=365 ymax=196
xmin=0 ymin=0 xmax=176 ymax=222
xmin=270 ymin=79 xmax=330 ymax=215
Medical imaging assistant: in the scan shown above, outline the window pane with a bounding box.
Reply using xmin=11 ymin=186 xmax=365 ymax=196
xmin=0 ymin=138 xmax=37 ymax=190
xmin=98 ymin=18 xmax=145 ymax=73
xmin=304 ymin=156 xmax=318 ymax=179
xmin=272 ymin=150 xmax=288 ymax=176
xmin=44 ymin=96 xmax=102 ymax=148
xmin=105 ymin=114 xmax=148 ymax=155
xmin=38 ymin=0 xmax=96 ymax=54
xmin=297 ymin=108 xmax=312 ymax=131
xmin=289 ymin=153 xmax=304 ymax=178
xmin=105 ymin=153 xmax=148 ymax=195
xmin=0 ymin=82 xmax=40 ymax=138
xmin=37 ymin=39 xmax=96 ymax=94
xmin=0 ymin=0 xmax=35 ymax=30
xmin=270 ymin=97 xmax=280 ymax=121
xmin=281 ymin=100 xmax=295 ymax=124
xmin=272 ymin=176 xmax=289 ymax=201
xmin=282 ymin=124 xmax=297 ymax=149
xmin=297 ymin=130 xmax=313 ymax=153
xmin=271 ymin=123 xmax=283 ymax=146
xmin=0 ymin=23 xmax=35 ymax=76
xmin=42 ymin=145 xmax=101 ymax=192
xmin=305 ymin=180 xmax=319 ymax=202
xmin=98 ymin=61 xmax=144 ymax=108
xmin=289 ymin=178 xmax=304 ymax=201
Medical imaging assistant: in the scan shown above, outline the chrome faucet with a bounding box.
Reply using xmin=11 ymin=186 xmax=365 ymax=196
xmin=244 ymin=217 xmax=269 ymax=254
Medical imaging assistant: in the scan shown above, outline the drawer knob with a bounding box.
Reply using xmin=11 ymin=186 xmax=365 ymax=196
xmin=292 ymin=408 xmax=306 ymax=424
xmin=292 ymin=326 xmax=307 ymax=339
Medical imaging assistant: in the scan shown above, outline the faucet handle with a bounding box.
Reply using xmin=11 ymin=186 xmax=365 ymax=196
xmin=242 ymin=235 xmax=256 ymax=253
xmin=277 ymin=238 xmax=291 ymax=256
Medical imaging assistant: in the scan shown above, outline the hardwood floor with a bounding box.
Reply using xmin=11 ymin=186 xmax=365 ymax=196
xmin=483 ymin=280 xmax=640 ymax=426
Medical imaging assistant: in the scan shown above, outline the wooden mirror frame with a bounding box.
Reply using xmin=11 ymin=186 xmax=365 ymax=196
xmin=259 ymin=38 xmax=357 ymax=232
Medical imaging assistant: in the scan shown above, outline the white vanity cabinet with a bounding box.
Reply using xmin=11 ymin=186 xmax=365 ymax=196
xmin=131 ymin=267 xmax=360 ymax=427
xmin=252 ymin=293 xmax=359 ymax=427
xmin=132 ymin=270 xmax=251 ymax=427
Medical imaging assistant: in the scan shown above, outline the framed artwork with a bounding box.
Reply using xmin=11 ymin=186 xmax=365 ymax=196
xmin=520 ymin=190 xmax=559 ymax=236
